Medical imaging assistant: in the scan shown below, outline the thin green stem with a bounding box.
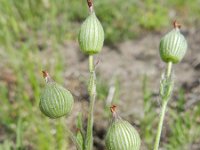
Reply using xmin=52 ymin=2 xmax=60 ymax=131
xmin=166 ymin=61 xmax=172 ymax=78
xmin=85 ymin=55 xmax=96 ymax=150
xmin=153 ymin=100 xmax=168 ymax=150
xmin=154 ymin=61 xmax=173 ymax=150
xmin=85 ymin=92 xmax=96 ymax=150
xmin=89 ymin=55 xmax=94 ymax=73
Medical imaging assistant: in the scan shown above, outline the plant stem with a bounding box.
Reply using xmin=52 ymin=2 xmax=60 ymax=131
xmin=85 ymin=55 xmax=96 ymax=150
xmin=166 ymin=61 xmax=172 ymax=78
xmin=85 ymin=92 xmax=96 ymax=150
xmin=153 ymin=61 xmax=172 ymax=150
xmin=89 ymin=55 xmax=94 ymax=72
xmin=153 ymin=100 xmax=168 ymax=150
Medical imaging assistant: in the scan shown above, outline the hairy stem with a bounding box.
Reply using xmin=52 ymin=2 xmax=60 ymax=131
xmin=85 ymin=55 xmax=96 ymax=150
xmin=154 ymin=61 xmax=172 ymax=150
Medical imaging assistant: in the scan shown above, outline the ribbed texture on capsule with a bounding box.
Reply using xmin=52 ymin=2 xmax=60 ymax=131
xmin=105 ymin=117 xmax=141 ymax=150
xmin=78 ymin=12 xmax=104 ymax=55
xmin=39 ymin=82 xmax=74 ymax=119
xmin=159 ymin=28 xmax=187 ymax=64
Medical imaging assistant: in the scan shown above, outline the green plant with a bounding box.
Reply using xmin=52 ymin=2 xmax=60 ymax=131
xmin=38 ymin=1 xmax=104 ymax=150
xmin=159 ymin=21 xmax=187 ymax=63
xmin=39 ymin=71 xmax=74 ymax=119
xmin=1 ymin=0 xmax=198 ymax=149
xmin=78 ymin=1 xmax=104 ymax=149
xmin=78 ymin=12 xmax=104 ymax=55
xmin=153 ymin=21 xmax=187 ymax=150
xmin=105 ymin=105 xmax=141 ymax=150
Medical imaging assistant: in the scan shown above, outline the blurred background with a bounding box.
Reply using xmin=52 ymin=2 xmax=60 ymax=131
xmin=0 ymin=0 xmax=200 ymax=149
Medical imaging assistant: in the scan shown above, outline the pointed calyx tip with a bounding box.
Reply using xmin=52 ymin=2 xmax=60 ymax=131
xmin=87 ymin=0 xmax=94 ymax=12
xmin=110 ymin=105 xmax=117 ymax=113
xmin=87 ymin=0 xmax=93 ymax=7
xmin=173 ymin=20 xmax=181 ymax=29
xmin=42 ymin=71 xmax=49 ymax=78
xmin=42 ymin=70 xmax=52 ymax=83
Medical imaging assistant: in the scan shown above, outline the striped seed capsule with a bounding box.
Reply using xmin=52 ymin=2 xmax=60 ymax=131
xmin=39 ymin=71 xmax=74 ymax=119
xmin=105 ymin=105 xmax=141 ymax=150
xmin=78 ymin=12 xmax=104 ymax=55
xmin=159 ymin=21 xmax=187 ymax=64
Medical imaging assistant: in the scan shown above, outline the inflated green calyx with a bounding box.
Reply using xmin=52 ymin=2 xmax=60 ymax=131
xmin=78 ymin=12 xmax=104 ymax=55
xmin=105 ymin=105 xmax=141 ymax=150
xmin=39 ymin=71 xmax=74 ymax=119
xmin=159 ymin=21 xmax=187 ymax=64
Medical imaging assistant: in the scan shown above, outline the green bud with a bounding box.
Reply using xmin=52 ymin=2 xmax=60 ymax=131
xmin=78 ymin=12 xmax=104 ymax=55
xmin=105 ymin=106 xmax=141 ymax=150
xmin=159 ymin=22 xmax=187 ymax=64
xmin=39 ymin=71 xmax=74 ymax=119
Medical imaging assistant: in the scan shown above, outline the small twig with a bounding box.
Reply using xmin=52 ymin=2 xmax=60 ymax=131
xmin=106 ymin=76 xmax=116 ymax=106
xmin=106 ymin=85 xmax=116 ymax=106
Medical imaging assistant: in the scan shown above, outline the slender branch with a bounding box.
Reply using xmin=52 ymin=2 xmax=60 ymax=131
xmin=153 ymin=100 xmax=168 ymax=150
xmin=85 ymin=55 xmax=96 ymax=150
xmin=154 ymin=61 xmax=173 ymax=150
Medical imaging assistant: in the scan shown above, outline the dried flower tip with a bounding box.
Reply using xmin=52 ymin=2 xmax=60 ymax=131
xmin=87 ymin=0 xmax=93 ymax=8
xmin=42 ymin=70 xmax=49 ymax=78
xmin=110 ymin=105 xmax=117 ymax=113
xmin=173 ymin=20 xmax=181 ymax=29
xmin=42 ymin=71 xmax=52 ymax=83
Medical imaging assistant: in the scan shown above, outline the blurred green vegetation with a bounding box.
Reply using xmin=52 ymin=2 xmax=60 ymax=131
xmin=0 ymin=0 xmax=200 ymax=149
xmin=0 ymin=0 xmax=200 ymax=46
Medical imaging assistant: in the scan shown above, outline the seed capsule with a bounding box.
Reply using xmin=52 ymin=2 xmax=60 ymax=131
xmin=159 ymin=21 xmax=187 ymax=64
xmin=105 ymin=105 xmax=141 ymax=150
xmin=78 ymin=12 xmax=104 ymax=55
xmin=39 ymin=71 xmax=74 ymax=119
